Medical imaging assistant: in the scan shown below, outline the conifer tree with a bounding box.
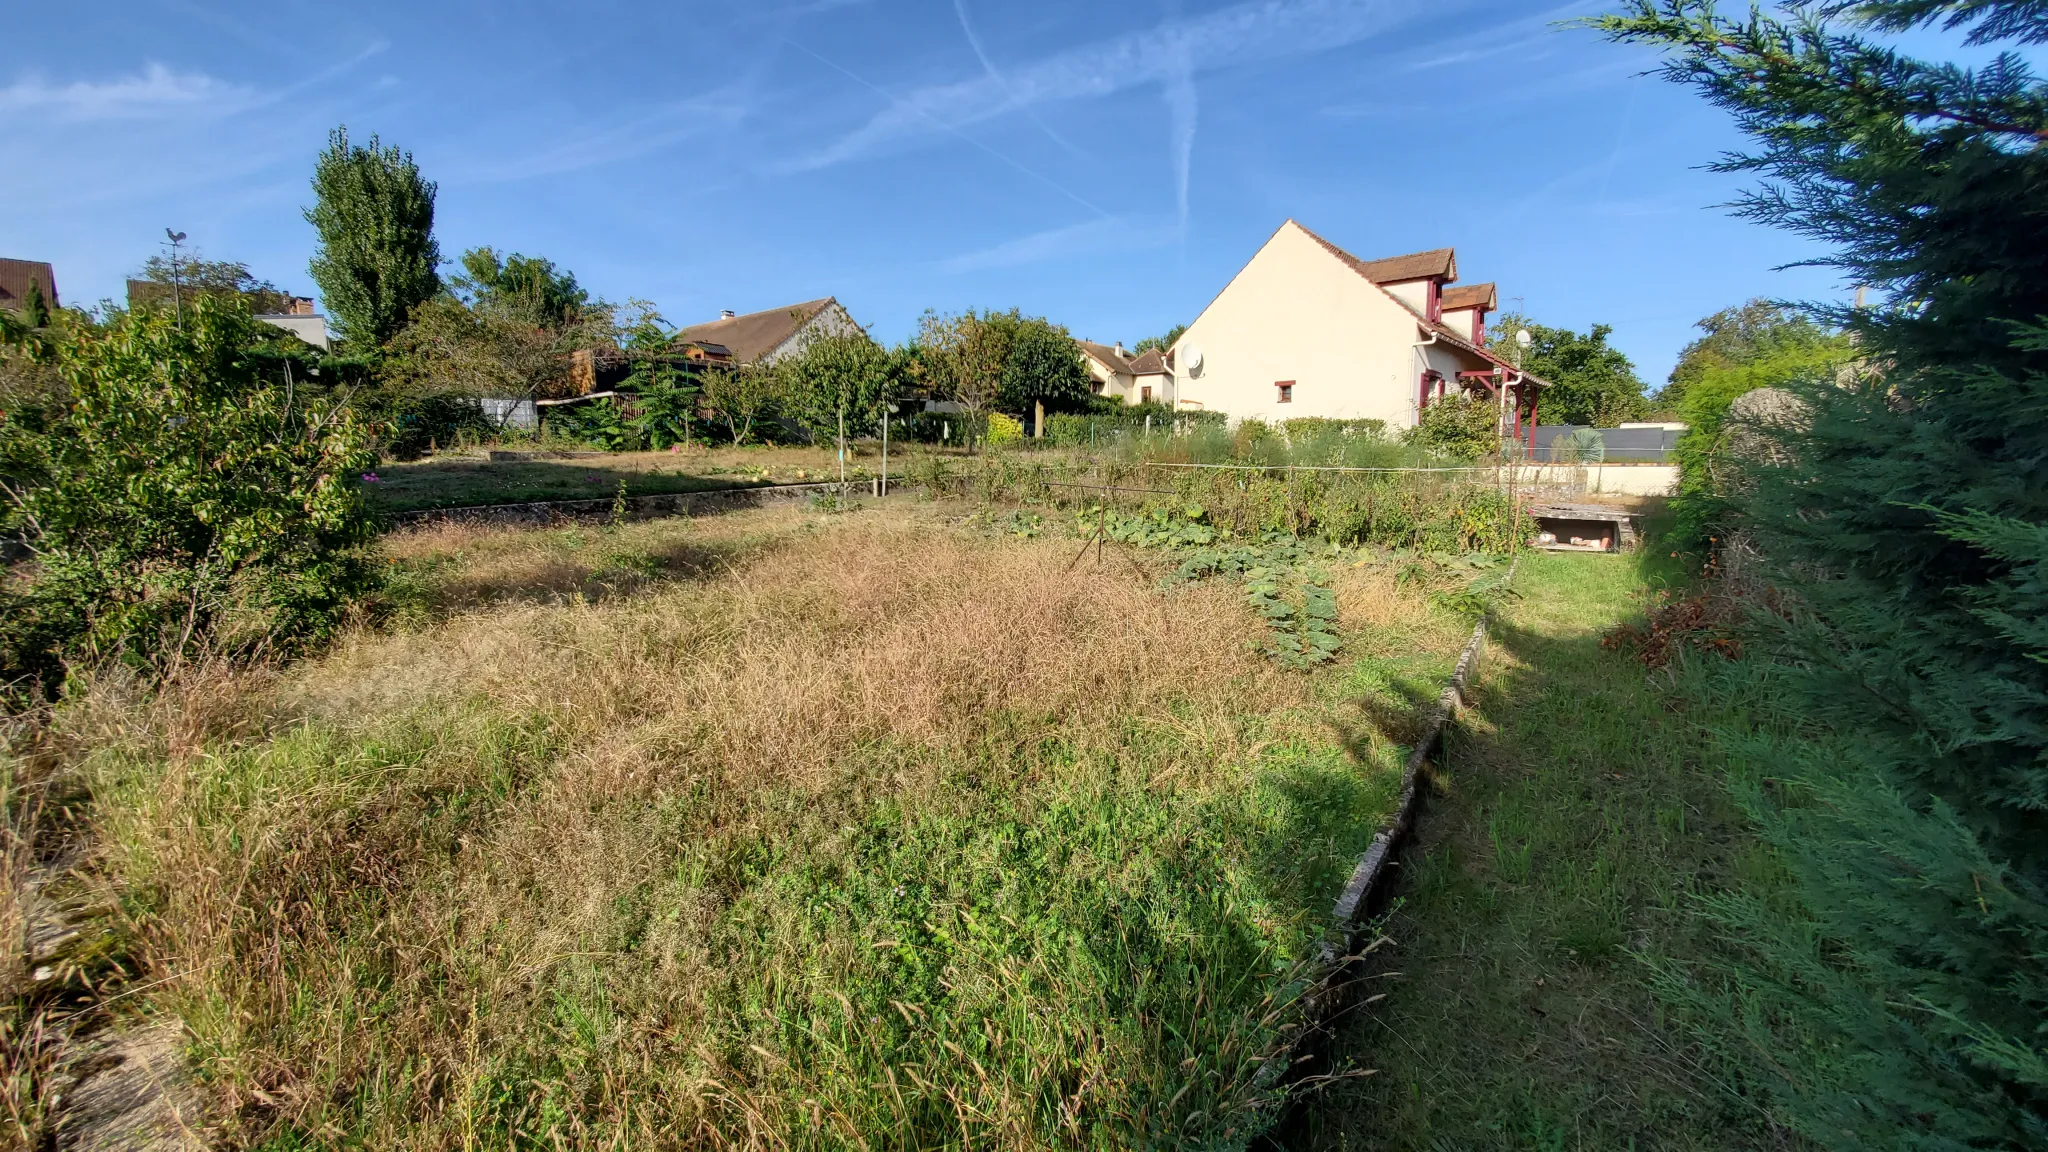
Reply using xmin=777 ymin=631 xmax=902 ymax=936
xmin=1601 ymin=3 xmax=2047 ymax=1147
xmin=19 ymin=279 xmax=49 ymax=329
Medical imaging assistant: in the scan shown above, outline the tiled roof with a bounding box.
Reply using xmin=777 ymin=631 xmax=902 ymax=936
xmin=675 ymin=298 xmax=837 ymax=364
xmin=0 ymin=259 xmax=58 ymax=310
xmin=1293 ymin=224 xmax=1456 ymax=286
xmin=1127 ymin=348 xmax=1168 ymax=374
xmin=1441 ymin=283 xmax=1498 ymax=312
xmin=1076 ymin=339 xmax=1133 ymax=374
xmin=1357 ymin=247 xmax=1457 ymax=284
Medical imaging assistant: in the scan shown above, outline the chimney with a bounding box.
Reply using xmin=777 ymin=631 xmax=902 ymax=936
xmin=720 ymin=309 xmax=737 ymax=320
xmin=1114 ymin=342 xmax=1127 ymax=358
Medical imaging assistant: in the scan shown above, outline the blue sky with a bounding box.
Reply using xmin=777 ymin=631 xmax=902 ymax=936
xmin=3 ymin=0 xmax=1856 ymax=386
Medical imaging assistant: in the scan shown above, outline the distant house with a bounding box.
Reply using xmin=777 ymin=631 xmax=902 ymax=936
xmin=1077 ymin=339 xmax=1132 ymax=397
xmin=1077 ymin=340 xmax=1172 ymax=406
xmin=1169 ymin=220 xmax=1549 ymax=445
xmin=125 ymin=279 xmax=330 ymax=349
xmin=674 ymin=297 xmax=862 ymax=367
xmin=1126 ymin=348 xmax=1174 ymax=406
xmin=0 ymin=258 xmax=59 ymax=314
xmin=257 ymin=297 xmax=330 ymax=351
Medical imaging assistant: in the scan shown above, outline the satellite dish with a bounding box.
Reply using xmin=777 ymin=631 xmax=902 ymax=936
xmin=1183 ymin=345 xmax=1205 ymax=375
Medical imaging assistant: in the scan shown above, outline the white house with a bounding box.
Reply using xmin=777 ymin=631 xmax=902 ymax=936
xmin=1166 ymin=220 xmax=1547 ymax=444
xmin=258 ymin=310 xmax=332 ymax=351
xmin=1077 ymin=340 xmax=1177 ymax=406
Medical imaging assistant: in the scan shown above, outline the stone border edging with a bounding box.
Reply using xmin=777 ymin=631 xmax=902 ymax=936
xmin=1324 ymin=607 xmax=1491 ymax=946
xmin=1256 ymin=556 xmax=1516 ymax=1108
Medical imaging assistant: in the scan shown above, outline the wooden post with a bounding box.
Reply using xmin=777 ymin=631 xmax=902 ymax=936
xmin=880 ymin=410 xmax=889 ymax=496
xmin=1035 ymin=399 xmax=1045 ymax=439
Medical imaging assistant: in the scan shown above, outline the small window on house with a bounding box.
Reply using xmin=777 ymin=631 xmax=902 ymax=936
xmin=1142 ymin=385 xmax=1153 ymax=402
xmin=1091 ymin=378 xmax=1104 ymax=393
xmin=1276 ymin=381 xmax=1294 ymax=404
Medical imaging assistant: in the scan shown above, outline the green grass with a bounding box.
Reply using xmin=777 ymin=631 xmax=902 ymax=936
xmin=50 ymin=505 xmax=1487 ymax=1150
xmin=1289 ymin=550 xmax=1792 ymax=1150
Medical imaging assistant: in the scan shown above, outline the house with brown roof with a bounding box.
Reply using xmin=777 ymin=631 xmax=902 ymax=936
xmin=1077 ymin=340 xmax=1136 ymax=399
xmin=1168 ymin=220 xmax=1547 ymax=445
xmin=1077 ymin=339 xmax=1177 ymax=406
xmin=673 ymin=297 xmax=863 ymax=367
xmin=0 ymin=259 xmax=59 ymax=316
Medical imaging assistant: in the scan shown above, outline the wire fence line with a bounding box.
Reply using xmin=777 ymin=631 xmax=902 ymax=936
xmin=1134 ymin=462 xmax=1508 ymax=475
xmin=1039 ymin=480 xmax=1181 ymax=496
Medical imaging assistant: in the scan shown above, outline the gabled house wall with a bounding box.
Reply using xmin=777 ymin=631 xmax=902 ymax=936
xmin=762 ymin=300 xmax=862 ymax=365
xmin=1169 ymin=222 xmax=1426 ymax=425
xmin=1169 ymin=220 xmax=1534 ymax=430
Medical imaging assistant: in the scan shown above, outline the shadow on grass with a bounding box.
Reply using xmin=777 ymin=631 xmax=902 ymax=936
xmin=1336 ymin=673 xmax=1442 ymax=754
xmin=364 ymin=457 xmax=770 ymax=515
xmin=379 ymin=534 xmax=774 ymax=622
xmin=1273 ymin=552 xmax=1779 ymax=1152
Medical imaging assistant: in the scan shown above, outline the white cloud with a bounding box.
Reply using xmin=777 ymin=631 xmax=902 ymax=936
xmin=453 ymin=91 xmax=753 ymax=183
xmin=1162 ymin=41 xmax=1197 ymax=232
xmin=789 ymin=0 xmax=1439 ymax=171
xmin=937 ymin=217 xmax=1177 ymax=274
xmin=0 ymin=63 xmax=254 ymax=121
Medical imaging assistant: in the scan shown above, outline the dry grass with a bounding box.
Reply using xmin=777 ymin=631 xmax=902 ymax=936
xmin=45 ymin=503 xmax=1469 ymax=1149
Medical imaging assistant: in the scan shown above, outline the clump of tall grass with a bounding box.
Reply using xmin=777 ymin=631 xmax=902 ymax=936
xmin=63 ymin=508 xmax=1422 ymax=1149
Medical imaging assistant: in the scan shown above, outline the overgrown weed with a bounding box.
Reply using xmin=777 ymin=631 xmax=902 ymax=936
xmin=38 ymin=504 xmax=1467 ymax=1149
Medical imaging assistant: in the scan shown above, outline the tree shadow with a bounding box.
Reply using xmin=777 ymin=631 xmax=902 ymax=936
xmin=365 ymin=457 xmax=765 ymax=515
xmin=381 ymin=535 xmax=772 ymax=621
xmin=1269 ymin=559 xmax=1771 ymax=1150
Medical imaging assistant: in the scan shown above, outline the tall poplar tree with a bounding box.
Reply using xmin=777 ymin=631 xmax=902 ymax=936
xmin=305 ymin=126 xmax=441 ymax=349
xmin=1599 ymin=2 xmax=2048 ymax=1146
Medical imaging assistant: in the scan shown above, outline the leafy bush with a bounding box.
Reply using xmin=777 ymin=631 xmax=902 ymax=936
xmin=1281 ymin=416 xmax=1386 ymax=442
xmin=0 ymin=297 xmax=377 ymax=694
xmin=1042 ymin=403 xmax=1215 ymax=446
xmin=772 ymin=331 xmax=897 ymax=443
xmin=1404 ymin=395 xmax=1498 ymax=460
xmin=1665 ymin=336 xmax=1851 ymax=556
xmin=357 ymin=391 xmax=495 ymax=459
xmin=985 ymin=411 xmax=1024 ymax=445
xmin=625 ymin=370 xmax=699 ymax=451
xmin=544 ymin=396 xmax=641 ymax=450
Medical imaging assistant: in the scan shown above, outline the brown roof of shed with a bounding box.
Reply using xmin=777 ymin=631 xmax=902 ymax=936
xmin=1441 ymin=283 xmax=1498 ymax=312
xmin=675 ymin=297 xmax=837 ymax=364
xmin=0 ymin=259 xmax=58 ymax=311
